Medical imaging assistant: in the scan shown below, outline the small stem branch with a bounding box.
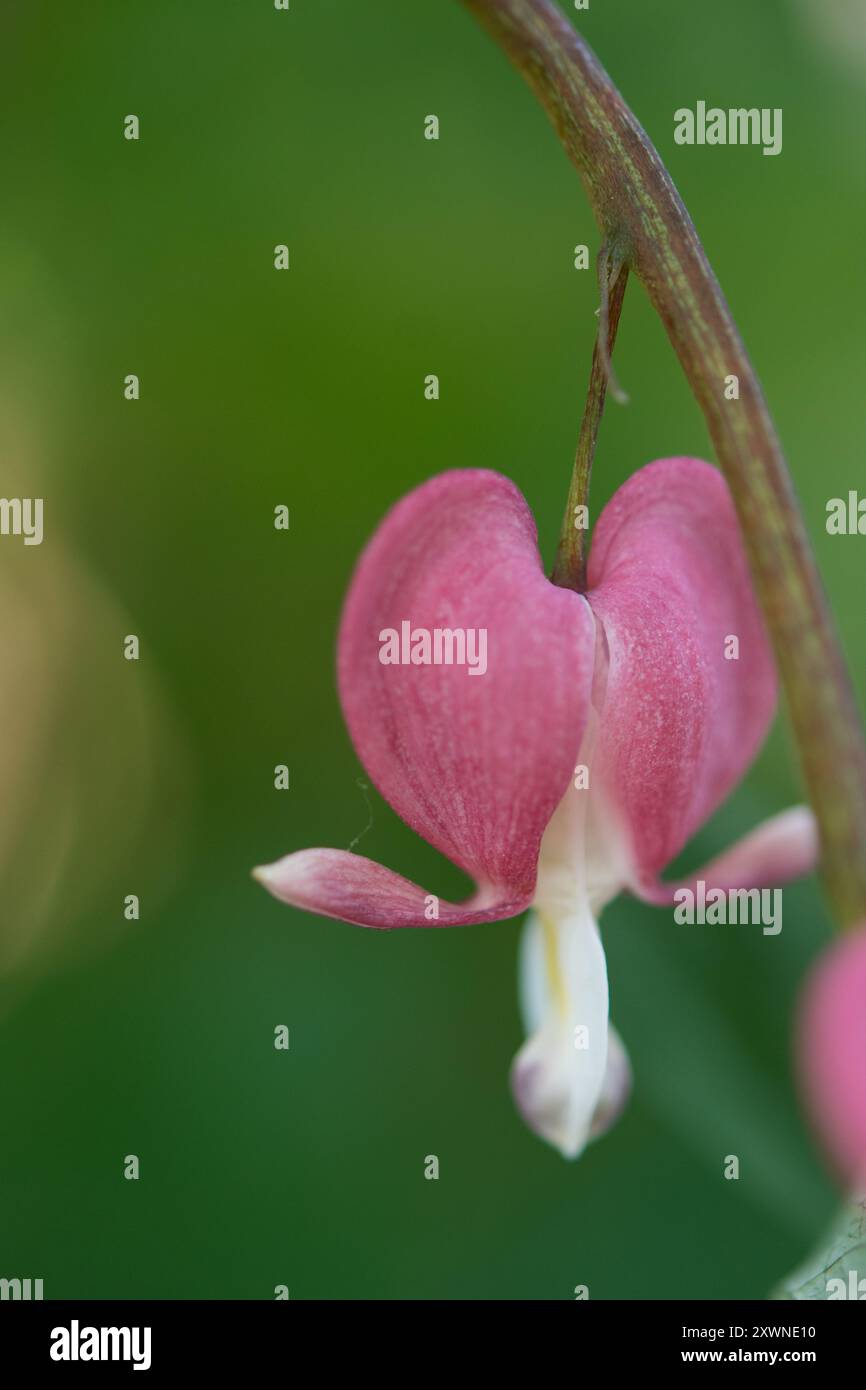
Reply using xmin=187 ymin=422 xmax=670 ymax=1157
xmin=552 ymin=245 xmax=628 ymax=591
xmin=595 ymin=239 xmax=629 ymax=408
xmin=461 ymin=0 xmax=866 ymax=927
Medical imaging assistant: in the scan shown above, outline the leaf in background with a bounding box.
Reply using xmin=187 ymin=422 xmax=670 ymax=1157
xmin=775 ymin=1195 xmax=866 ymax=1299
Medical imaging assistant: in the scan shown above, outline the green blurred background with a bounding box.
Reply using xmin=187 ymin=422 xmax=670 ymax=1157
xmin=1 ymin=0 xmax=863 ymax=1299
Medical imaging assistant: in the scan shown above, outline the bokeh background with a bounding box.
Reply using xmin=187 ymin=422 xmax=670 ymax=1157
xmin=1 ymin=0 xmax=864 ymax=1299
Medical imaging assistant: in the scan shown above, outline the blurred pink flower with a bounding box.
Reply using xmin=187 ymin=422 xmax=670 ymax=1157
xmin=255 ymin=459 xmax=817 ymax=1157
xmin=799 ymin=923 xmax=866 ymax=1190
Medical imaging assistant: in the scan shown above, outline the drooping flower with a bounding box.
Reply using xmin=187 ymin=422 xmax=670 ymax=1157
xmin=254 ymin=459 xmax=817 ymax=1157
xmin=798 ymin=923 xmax=866 ymax=1190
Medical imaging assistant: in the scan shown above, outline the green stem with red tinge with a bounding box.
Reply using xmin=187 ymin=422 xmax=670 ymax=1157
xmin=461 ymin=0 xmax=866 ymax=928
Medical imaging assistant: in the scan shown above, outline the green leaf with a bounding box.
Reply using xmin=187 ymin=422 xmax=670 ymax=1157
xmin=774 ymin=1196 xmax=866 ymax=1300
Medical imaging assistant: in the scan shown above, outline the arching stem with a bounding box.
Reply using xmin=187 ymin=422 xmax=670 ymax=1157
xmin=461 ymin=0 xmax=866 ymax=927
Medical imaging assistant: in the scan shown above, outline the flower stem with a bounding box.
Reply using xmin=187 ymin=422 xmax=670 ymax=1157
xmin=552 ymin=242 xmax=628 ymax=592
xmin=461 ymin=0 xmax=866 ymax=927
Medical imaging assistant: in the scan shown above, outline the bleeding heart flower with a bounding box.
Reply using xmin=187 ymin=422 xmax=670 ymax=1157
xmin=254 ymin=458 xmax=817 ymax=1157
xmin=798 ymin=923 xmax=866 ymax=1191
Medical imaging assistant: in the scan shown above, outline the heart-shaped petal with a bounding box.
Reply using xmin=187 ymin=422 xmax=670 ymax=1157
xmin=257 ymin=470 xmax=596 ymax=927
xmin=586 ymin=457 xmax=779 ymax=895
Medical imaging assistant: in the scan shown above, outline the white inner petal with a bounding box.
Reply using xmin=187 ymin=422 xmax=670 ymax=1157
xmin=512 ymin=899 xmax=612 ymax=1159
xmin=510 ymin=694 xmax=632 ymax=1159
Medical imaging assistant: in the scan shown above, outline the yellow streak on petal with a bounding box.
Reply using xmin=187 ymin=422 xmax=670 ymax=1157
xmin=540 ymin=912 xmax=568 ymax=1018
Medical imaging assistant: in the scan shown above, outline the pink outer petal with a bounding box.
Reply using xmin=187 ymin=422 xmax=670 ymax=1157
xmin=261 ymin=471 xmax=596 ymax=929
xmin=586 ymin=458 xmax=778 ymax=890
xmin=798 ymin=923 xmax=866 ymax=1189
xmin=636 ymin=806 xmax=819 ymax=905
xmin=337 ymin=470 xmax=595 ymax=911
xmin=253 ymin=849 xmax=525 ymax=929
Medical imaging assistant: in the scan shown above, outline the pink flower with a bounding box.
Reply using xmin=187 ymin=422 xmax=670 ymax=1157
xmin=255 ymin=459 xmax=817 ymax=1157
xmin=799 ymin=923 xmax=866 ymax=1190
